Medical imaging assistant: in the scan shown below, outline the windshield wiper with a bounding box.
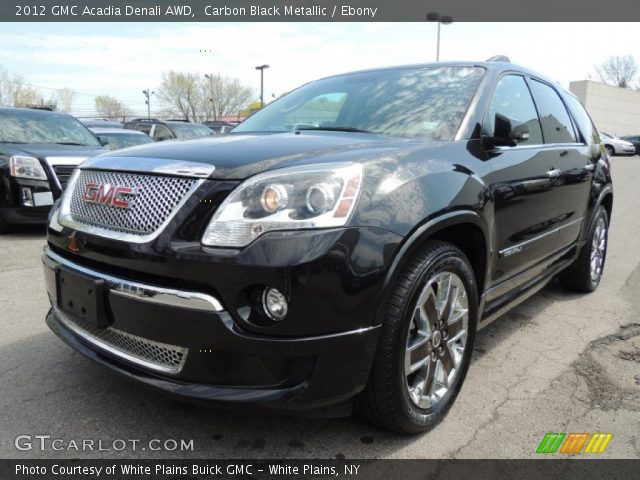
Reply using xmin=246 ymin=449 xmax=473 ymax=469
xmin=48 ymin=142 xmax=89 ymax=146
xmin=0 ymin=141 xmax=28 ymax=144
xmin=296 ymin=126 xmax=374 ymax=134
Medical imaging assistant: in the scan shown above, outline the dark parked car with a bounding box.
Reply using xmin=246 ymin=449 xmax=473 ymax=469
xmin=0 ymin=107 xmax=107 ymax=232
xmin=89 ymin=127 xmax=155 ymax=151
xmin=124 ymin=118 xmax=213 ymax=142
xmin=204 ymin=120 xmax=235 ymax=134
xmin=620 ymin=135 xmax=640 ymax=154
xmin=80 ymin=119 xmax=124 ymax=129
xmin=43 ymin=60 xmax=612 ymax=433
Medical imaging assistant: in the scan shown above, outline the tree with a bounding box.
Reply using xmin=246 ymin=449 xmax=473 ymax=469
xmin=13 ymin=86 xmax=44 ymax=107
xmin=204 ymin=74 xmax=253 ymax=119
xmin=95 ymin=95 xmax=128 ymax=120
xmin=239 ymin=100 xmax=263 ymax=117
xmin=157 ymin=71 xmax=253 ymax=121
xmin=54 ymin=88 xmax=75 ymax=113
xmin=596 ymin=55 xmax=638 ymax=88
xmin=0 ymin=66 xmax=29 ymax=106
xmin=157 ymin=71 xmax=202 ymax=121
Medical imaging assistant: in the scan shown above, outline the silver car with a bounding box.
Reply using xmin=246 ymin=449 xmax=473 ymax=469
xmin=601 ymin=132 xmax=636 ymax=156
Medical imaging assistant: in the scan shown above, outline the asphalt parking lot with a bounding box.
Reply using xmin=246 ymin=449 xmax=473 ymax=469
xmin=1 ymin=157 xmax=639 ymax=460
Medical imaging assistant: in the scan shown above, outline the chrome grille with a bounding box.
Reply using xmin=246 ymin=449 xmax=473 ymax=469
xmin=57 ymin=308 xmax=188 ymax=374
xmin=68 ymin=170 xmax=199 ymax=235
xmin=53 ymin=165 xmax=76 ymax=189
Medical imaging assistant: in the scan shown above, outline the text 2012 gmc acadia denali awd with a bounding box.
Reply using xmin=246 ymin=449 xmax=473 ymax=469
xmin=42 ymin=60 xmax=612 ymax=433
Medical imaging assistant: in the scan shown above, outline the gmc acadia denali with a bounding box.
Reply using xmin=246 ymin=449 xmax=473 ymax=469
xmin=43 ymin=60 xmax=612 ymax=433
xmin=0 ymin=108 xmax=107 ymax=232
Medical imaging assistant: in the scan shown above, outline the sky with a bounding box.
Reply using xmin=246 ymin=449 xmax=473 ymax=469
xmin=0 ymin=22 xmax=637 ymax=117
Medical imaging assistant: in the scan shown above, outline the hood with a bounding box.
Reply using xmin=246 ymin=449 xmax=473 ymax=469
xmin=81 ymin=132 xmax=419 ymax=180
xmin=2 ymin=142 xmax=108 ymax=164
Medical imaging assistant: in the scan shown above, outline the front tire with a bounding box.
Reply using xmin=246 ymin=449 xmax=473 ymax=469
xmin=357 ymin=240 xmax=478 ymax=434
xmin=605 ymin=145 xmax=615 ymax=157
xmin=0 ymin=213 xmax=12 ymax=234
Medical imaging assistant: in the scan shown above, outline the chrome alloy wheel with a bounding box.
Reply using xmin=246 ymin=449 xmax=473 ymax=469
xmin=590 ymin=217 xmax=607 ymax=283
xmin=404 ymin=272 xmax=469 ymax=409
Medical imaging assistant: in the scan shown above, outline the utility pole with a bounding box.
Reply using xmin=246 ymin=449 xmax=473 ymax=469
xmin=204 ymin=74 xmax=216 ymax=120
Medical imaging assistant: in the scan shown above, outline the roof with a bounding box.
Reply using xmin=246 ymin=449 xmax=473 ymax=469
xmin=314 ymin=60 xmax=566 ymax=94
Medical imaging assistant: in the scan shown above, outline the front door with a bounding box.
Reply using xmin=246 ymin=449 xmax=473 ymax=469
xmin=484 ymin=74 xmax=562 ymax=286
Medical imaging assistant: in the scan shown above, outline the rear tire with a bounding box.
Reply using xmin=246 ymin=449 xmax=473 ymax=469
xmin=357 ymin=240 xmax=478 ymax=434
xmin=559 ymin=206 xmax=609 ymax=292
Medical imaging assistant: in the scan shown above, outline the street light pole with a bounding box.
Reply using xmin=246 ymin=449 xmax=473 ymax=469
xmin=142 ymin=89 xmax=154 ymax=119
xmin=255 ymin=64 xmax=270 ymax=109
xmin=426 ymin=12 xmax=453 ymax=61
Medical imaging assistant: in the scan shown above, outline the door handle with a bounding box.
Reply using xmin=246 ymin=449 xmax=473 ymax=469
xmin=585 ymin=163 xmax=596 ymax=172
xmin=546 ymin=168 xmax=562 ymax=178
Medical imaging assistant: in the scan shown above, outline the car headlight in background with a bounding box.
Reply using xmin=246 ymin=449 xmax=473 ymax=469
xmin=202 ymin=163 xmax=363 ymax=248
xmin=9 ymin=156 xmax=47 ymax=180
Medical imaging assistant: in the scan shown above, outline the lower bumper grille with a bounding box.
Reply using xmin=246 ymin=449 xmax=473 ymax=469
xmin=55 ymin=308 xmax=188 ymax=375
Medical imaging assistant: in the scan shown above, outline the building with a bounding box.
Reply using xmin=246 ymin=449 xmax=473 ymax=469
xmin=569 ymin=80 xmax=640 ymax=136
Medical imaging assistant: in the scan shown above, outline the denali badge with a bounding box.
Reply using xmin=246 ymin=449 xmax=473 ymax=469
xmin=82 ymin=183 xmax=137 ymax=209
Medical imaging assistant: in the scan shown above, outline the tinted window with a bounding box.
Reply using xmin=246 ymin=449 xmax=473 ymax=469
xmin=105 ymin=133 xmax=154 ymax=150
xmin=485 ymin=75 xmax=543 ymax=145
xmin=563 ymin=94 xmax=600 ymax=145
xmin=234 ymin=66 xmax=486 ymax=140
xmin=169 ymin=123 xmax=213 ymax=140
xmin=0 ymin=110 xmax=101 ymax=146
xmin=529 ymin=80 xmax=577 ymax=144
xmin=153 ymin=124 xmax=173 ymax=141
xmin=134 ymin=123 xmax=152 ymax=134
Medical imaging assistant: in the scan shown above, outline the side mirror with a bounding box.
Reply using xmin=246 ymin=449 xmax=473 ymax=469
xmin=511 ymin=123 xmax=530 ymax=142
xmin=482 ymin=114 xmax=529 ymax=149
xmin=97 ymin=136 xmax=110 ymax=146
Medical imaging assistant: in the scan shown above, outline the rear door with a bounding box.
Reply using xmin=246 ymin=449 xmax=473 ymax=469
xmin=527 ymin=79 xmax=592 ymax=251
xmin=485 ymin=74 xmax=562 ymax=287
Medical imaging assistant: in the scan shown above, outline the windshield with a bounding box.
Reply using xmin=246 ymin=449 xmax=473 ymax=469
xmin=169 ymin=123 xmax=213 ymax=140
xmin=233 ymin=66 xmax=485 ymax=140
xmin=104 ymin=133 xmax=155 ymax=150
xmin=0 ymin=110 xmax=101 ymax=146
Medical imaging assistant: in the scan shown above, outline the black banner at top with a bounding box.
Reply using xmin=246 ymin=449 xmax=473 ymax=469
xmin=5 ymin=0 xmax=640 ymax=21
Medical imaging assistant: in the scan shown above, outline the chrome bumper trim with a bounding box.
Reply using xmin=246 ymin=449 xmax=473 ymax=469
xmin=43 ymin=247 xmax=224 ymax=312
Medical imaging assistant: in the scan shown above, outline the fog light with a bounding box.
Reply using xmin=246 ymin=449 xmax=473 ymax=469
xmin=21 ymin=187 xmax=34 ymax=207
xmin=262 ymin=287 xmax=288 ymax=321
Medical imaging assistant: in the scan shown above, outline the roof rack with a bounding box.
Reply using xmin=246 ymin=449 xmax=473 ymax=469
xmin=166 ymin=118 xmax=190 ymax=122
xmin=129 ymin=118 xmax=161 ymax=123
xmin=486 ymin=55 xmax=511 ymax=63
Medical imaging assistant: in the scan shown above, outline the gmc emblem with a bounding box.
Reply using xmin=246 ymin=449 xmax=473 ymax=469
xmin=82 ymin=183 xmax=137 ymax=209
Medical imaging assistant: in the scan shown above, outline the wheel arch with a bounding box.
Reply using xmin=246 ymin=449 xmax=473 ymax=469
xmin=373 ymin=210 xmax=490 ymax=326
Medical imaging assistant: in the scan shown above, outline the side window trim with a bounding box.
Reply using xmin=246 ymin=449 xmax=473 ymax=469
xmin=481 ymin=72 xmax=545 ymax=147
xmin=525 ymin=76 xmax=583 ymax=146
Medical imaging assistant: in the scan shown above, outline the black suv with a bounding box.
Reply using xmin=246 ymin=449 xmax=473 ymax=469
xmin=42 ymin=60 xmax=612 ymax=433
xmin=124 ymin=118 xmax=213 ymax=142
xmin=0 ymin=107 xmax=107 ymax=232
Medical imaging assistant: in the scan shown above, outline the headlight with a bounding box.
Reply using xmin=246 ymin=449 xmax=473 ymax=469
xmin=202 ymin=163 xmax=363 ymax=247
xmin=9 ymin=155 xmax=47 ymax=180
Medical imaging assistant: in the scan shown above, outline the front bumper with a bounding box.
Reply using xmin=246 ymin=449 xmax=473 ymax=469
xmin=619 ymin=145 xmax=636 ymax=154
xmin=43 ymin=247 xmax=381 ymax=411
